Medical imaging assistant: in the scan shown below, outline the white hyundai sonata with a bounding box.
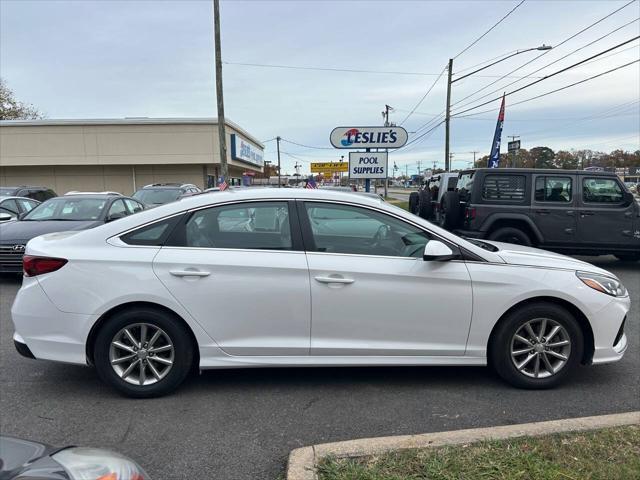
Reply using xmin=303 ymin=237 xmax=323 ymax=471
xmin=11 ymin=189 xmax=629 ymax=397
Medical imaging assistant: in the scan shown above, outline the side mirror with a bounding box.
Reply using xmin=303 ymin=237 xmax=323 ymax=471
xmin=423 ymin=240 xmax=457 ymax=261
xmin=0 ymin=213 xmax=13 ymax=222
xmin=623 ymin=191 xmax=634 ymax=206
xmin=106 ymin=212 xmax=127 ymax=222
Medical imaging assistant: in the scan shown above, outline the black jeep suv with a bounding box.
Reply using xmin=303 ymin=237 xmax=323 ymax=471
xmin=431 ymin=168 xmax=639 ymax=261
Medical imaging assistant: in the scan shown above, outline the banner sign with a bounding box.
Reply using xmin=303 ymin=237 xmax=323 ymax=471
xmin=230 ymin=134 xmax=264 ymax=167
xmin=310 ymin=162 xmax=349 ymax=173
xmin=349 ymin=152 xmax=388 ymax=179
xmin=488 ymin=95 xmax=505 ymax=168
xmin=330 ymin=126 xmax=408 ymax=149
xmin=507 ymin=140 xmax=520 ymax=153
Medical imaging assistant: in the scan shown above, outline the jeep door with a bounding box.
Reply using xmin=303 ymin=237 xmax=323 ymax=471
xmin=531 ymin=174 xmax=577 ymax=245
xmin=577 ymin=176 xmax=635 ymax=247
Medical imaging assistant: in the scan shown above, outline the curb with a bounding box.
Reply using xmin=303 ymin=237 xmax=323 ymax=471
xmin=286 ymin=411 xmax=640 ymax=480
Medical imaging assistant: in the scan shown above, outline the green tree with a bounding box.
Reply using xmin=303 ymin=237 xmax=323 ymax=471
xmin=0 ymin=78 xmax=42 ymax=120
xmin=530 ymin=146 xmax=555 ymax=169
xmin=554 ymin=150 xmax=579 ymax=170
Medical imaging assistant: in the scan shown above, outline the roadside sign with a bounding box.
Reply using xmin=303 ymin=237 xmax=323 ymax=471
xmin=348 ymin=152 xmax=388 ymax=179
xmin=330 ymin=126 xmax=408 ymax=149
xmin=507 ymin=140 xmax=521 ymax=153
xmin=311 ymin=162 xmax=348 ymax=173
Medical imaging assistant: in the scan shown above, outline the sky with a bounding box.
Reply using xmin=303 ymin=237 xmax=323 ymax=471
xmin=1 ymin=0 xmax=639 ymax=175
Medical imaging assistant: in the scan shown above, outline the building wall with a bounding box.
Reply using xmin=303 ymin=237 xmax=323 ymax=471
xmin=0 ymin=119 xmax=263 ymax=194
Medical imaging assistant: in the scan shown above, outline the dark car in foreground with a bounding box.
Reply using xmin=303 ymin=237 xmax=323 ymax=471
xmin=429 ymin=168 xmax=639 ymax=261
xmin=0 ymin=193 xmax=145 ymax=273
xmin=132 ymin=183 xmax=201 ymax=206
xmin=0 ymin=435 xmax=149 ymax=479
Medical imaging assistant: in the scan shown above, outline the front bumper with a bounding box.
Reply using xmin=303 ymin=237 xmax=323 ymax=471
xmin=590 ymin=297 xmax=631 ymax=365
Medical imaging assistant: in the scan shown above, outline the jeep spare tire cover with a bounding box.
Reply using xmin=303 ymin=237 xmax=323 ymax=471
xmin=418 ymin=189 xmax=433 ymax=219
xmin=441 ymin=191 xmax=462 ymax=229
xmin=408 ymin=192 xmax=420 ymax=214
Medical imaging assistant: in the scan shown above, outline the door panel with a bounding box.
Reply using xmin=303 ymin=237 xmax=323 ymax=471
xmin=578 ymin=177 xmax=635 ymax=247
xmin=531 ymin=175 xmax=577 ymax=245
xmin=307 ymin=253 xmax=473 ymax=355
xmin=153 ymin=248 xmax=311 ymax=355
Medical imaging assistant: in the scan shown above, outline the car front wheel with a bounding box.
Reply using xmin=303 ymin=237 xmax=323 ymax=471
xmin=490 ymin=303 xmax=583 ymax=389
xmin=94 ymin=307 xmax=194 ymax=398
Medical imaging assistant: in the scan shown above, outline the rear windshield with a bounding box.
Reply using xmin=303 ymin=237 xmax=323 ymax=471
xmin=24 ymin=197 xmax=106 ymax=221
xmin=457 ymin=172 xmax=474 ymax=192
xmin=133 ymin=189 xmax=182 ymax=205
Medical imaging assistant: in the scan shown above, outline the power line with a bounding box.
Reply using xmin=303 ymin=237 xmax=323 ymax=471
xmin=280 ymin=138 xmax=334 ymax=150
xmin=399 ymin=65 xmax=448 ymax=125
xmin=453 ymin=60 xmax=640 ymax=119
xmin=452 ymin=37 xmax=640 ymax=117
xmin=452 ymin=16 xmax=639 ymax=112
xmin=454 ymin=49 xmax=518 ymax=74
xmin=453 ymin=0 xmax=526 ymax=59
xmin=450 ymin=0 xmax=638 ymax=110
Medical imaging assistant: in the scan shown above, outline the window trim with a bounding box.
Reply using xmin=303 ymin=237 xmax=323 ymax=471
xmin=581 ymin=177 xmax=625 ymax=205
xmin=165 ymin=199 xmax=304 ymax=252
xmin=480 ymin=174 xmax=527 ymax=203
xmin=296 ymin=199 xmax=460 ymax=260
xmin=533 ymin=175 xmax=574 ymax=204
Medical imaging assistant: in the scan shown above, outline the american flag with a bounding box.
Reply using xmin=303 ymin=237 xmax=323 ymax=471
xmin=306 ymin=176 xmax=318 ymax=189
xmin=218 ymin=177 xmax=228 ymax=191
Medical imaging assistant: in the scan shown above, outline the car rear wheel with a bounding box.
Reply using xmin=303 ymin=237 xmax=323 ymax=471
xmin=94 ymin=307 xmax=193 ymax=398
xmin=490 ymin=303 xmax=583 ymax=389
xmin=488 ymin=227 xmax=532 ymax=246
xmin=439 ymin=191 xmax=461 ymax=230
xmin=417 ymin=190 xmax=433 ymax=219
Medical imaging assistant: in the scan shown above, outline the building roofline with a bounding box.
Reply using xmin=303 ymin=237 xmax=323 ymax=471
xmin=0 ymin=117 xmax=264 ymax=148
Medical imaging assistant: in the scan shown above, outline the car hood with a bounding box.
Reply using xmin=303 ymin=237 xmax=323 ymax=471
xmin=482 ymin=240 xmax=613 ymax=276
xmin=0 ymin=220 xmax=102 ymax=243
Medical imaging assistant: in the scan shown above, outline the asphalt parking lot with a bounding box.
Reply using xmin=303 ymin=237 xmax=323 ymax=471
xmin=1 ymin=256 xmax=638 ymax=480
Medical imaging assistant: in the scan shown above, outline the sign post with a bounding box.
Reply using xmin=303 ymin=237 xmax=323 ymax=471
xmin=507 ymin=139 xmax=521 ymax=168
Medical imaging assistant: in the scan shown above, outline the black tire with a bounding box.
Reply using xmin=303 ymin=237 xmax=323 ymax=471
xmin=489 ymin=302 xmax=583 ymax=389
xmin=408 ymin=192 xmax=420 ymax=214
xmin=614 ymin=254 xmax=640 ymax=262
xmin=440 ymin=191 xmax=462 ymax=230
xmin=417 ymin=189 xmax=433 ymax=219
xmin=488 ymin=227 xmax=532 ymax=246
xmin=94 ymin=307 xmax=194 ymax=398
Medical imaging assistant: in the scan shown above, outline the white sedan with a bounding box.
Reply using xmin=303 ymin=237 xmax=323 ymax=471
xmin=11 ymin=189 xmax=629 ymax=397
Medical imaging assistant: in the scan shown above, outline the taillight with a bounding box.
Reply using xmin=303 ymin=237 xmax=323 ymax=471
xmin=465 ymin=207 xmax=476 ymax=221
xmin=23 ymin=255 xmax=68 ymax=277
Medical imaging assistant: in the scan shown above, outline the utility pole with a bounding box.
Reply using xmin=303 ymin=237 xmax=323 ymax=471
xmin=276 ymin=136 xmax=282 ymax=188
xmin=417 ymin=160 xmax=422 ymax=176
xmin=444 ymin=58 xmax=453 ymax=172
xmin=213 ymin=0 xmax=228 ymax=184
xmin=382 ymin=104 xmax=391 ymax=198
xmin=470 ymin=151 xmax=479 ymax=168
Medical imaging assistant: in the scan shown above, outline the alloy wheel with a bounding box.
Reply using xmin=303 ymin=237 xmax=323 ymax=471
xmin=109 ymin=323 xmax=175 ymax=386
xmin=510 ymin=318 xmax=571 ymax=379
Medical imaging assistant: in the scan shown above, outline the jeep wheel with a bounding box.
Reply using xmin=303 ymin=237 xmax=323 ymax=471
xmin=614 ymin=254 xmax=640 ymax=262
xmin=408 ymin=192 xmax=420 ymax=214
xmin=440 ymin=191 xmax=462 ymax=230
xmin=417 ymin=189 xmax=433 ymax=219
xmin=488 ymin=227 xmax=532 ymax=246
xmin=490 ymin=302 xmax=583 ymax=389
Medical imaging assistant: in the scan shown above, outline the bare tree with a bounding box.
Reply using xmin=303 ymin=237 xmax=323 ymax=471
xmin=0 ymin=78 xmax=43 ymax=120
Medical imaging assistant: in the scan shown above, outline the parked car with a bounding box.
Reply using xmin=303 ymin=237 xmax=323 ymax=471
xmin=0 ymin=196 xmax=40 ymax=222
xmin=409 ymin=172 xmax=459 ymax=221
xmin=0 ymin=185 xmax=56 ymax=202
xmin=0 ymin=193 xmax=145 ymax=273
xmin=0 ymin=435 xmax=149 ymax=479
xmin=12 ymin=189 xmax=628 ymax=397
xmin=425 ymin=168 xmax=640 ymax=261
xmin=133 ymin=183 xmax=201 ymax=206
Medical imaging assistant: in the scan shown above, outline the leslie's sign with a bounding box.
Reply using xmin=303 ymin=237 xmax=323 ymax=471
xmin=330 ymin=126 xmax=408 ymax=149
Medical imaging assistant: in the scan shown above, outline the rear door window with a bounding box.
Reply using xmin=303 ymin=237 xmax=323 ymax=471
xmin=0 ymin=199 xmax=19 ymax=215
xmin=535 ymin=176 xmax=573 ymax=202
xmin=482 ymin=175 xmax=526 ymax=202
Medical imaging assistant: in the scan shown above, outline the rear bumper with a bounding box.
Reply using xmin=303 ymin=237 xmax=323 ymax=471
xmin=11 ymin=278 xmax=96 ymax=365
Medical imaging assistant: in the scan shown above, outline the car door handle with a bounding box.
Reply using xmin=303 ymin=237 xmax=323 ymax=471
xmin=566 ymin=210 xmax=575 ymax=216
xmin=535 ymin=209 xmax=550 ymax=215
xmin=314 ymin=276 xmax=354 ymax=284
xmin=169 ymin=270 xmax=211 ymax=277
xmin=580 ymin=211 xmax=595 ymax=217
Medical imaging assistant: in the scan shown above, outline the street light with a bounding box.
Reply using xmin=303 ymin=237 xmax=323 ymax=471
xmin=444 ymin=44 xmax=552 ymax=171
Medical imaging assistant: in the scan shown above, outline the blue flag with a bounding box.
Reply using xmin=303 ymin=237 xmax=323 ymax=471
xmin=488 ymin=94 xmax=505 ymax=168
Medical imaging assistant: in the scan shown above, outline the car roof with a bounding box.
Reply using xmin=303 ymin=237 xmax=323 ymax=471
xmin=0 ymin=196 xmax=39 ymax=202
xmin=461 ymin=168 xmax=619 ymax=176
xmin=46 ymin=194 xmax=126 ymax=200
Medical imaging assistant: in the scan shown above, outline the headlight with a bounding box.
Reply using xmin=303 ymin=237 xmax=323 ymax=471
xmin=52 ymin=447 xmax=150 ymax=480
xmin=577 ymin=271 xmax=627 ymax=297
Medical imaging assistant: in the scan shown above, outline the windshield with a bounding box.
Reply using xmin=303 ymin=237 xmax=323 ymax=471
xmin=133 ymin=189 xmax=181 ymax=205
xmin=24 ymin=198 xmax=106 ymax=221
xmin=0 ymin=188 xmax=16 ymax=196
